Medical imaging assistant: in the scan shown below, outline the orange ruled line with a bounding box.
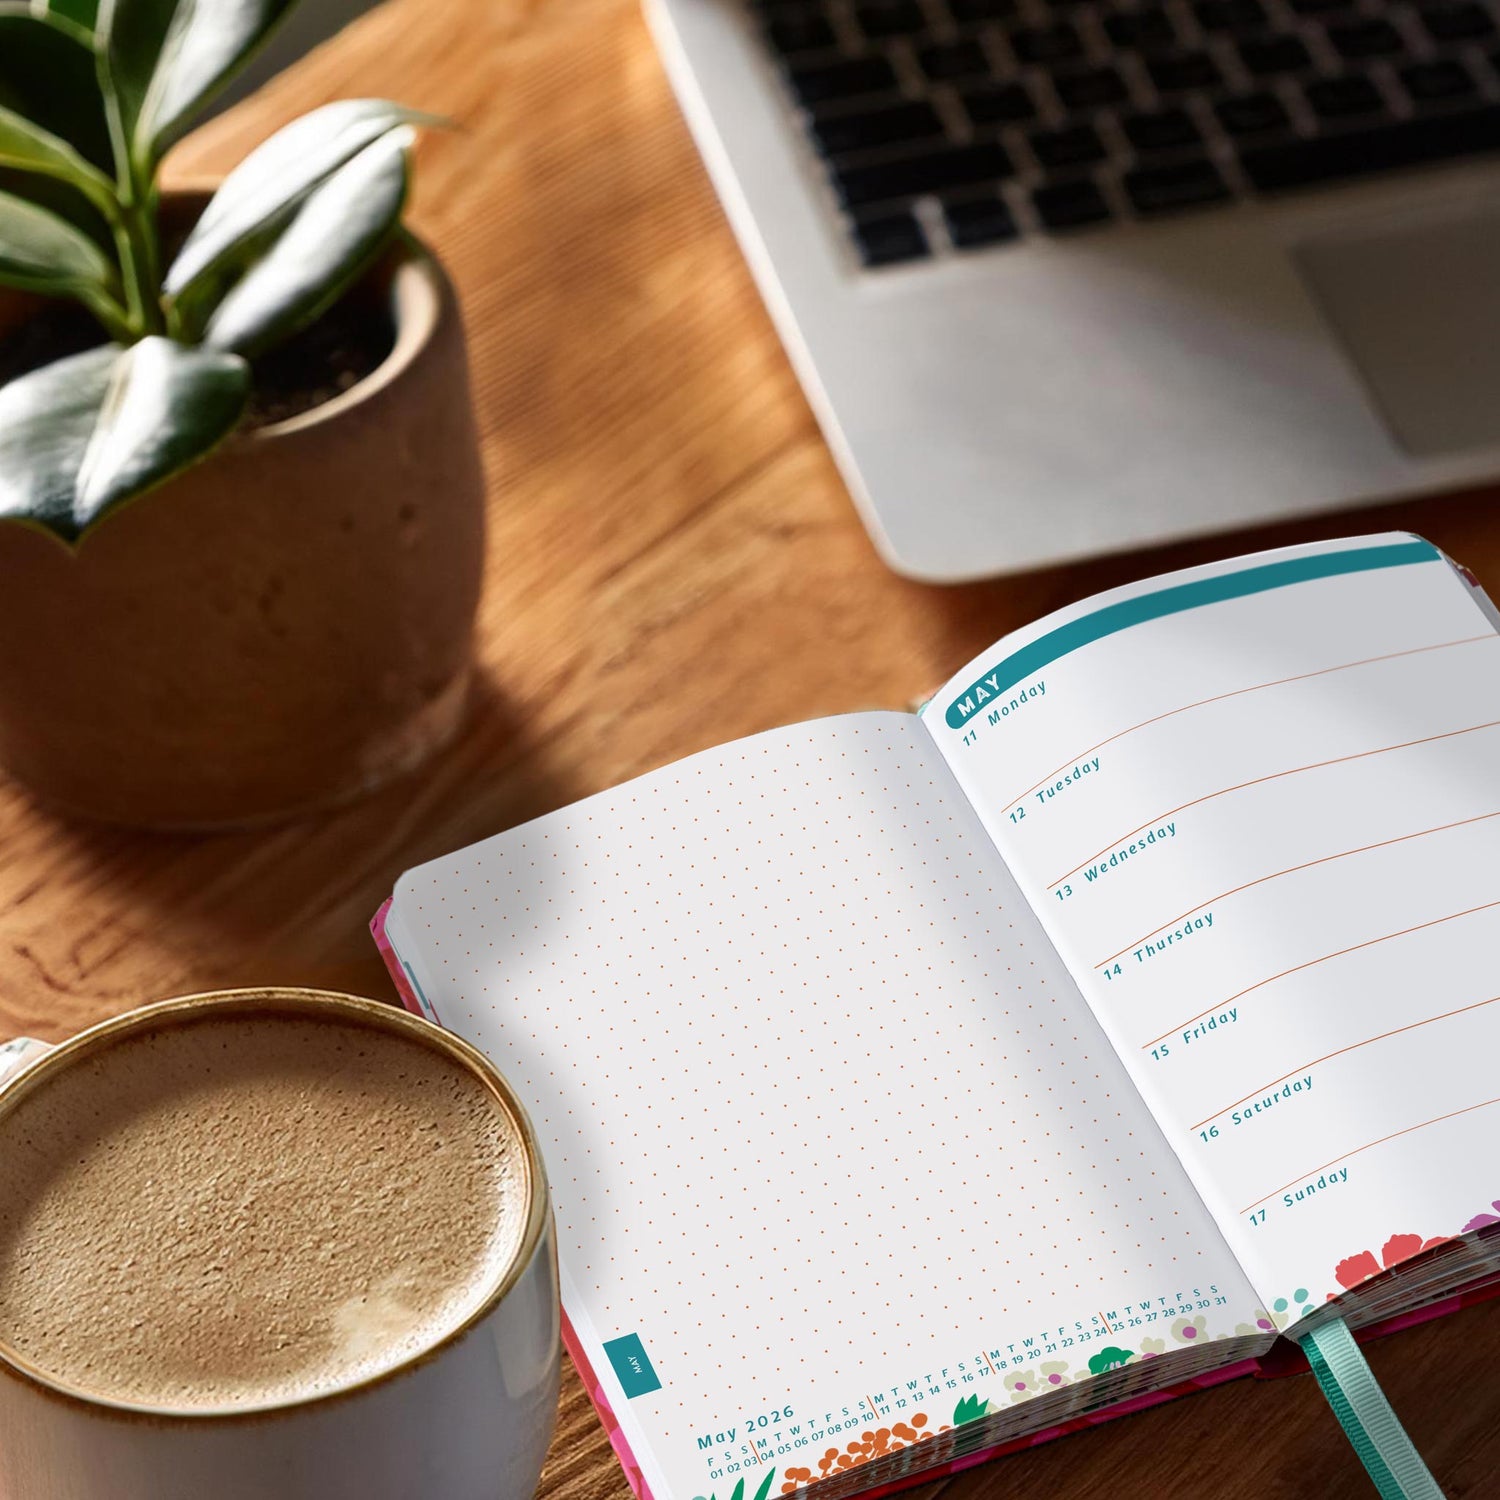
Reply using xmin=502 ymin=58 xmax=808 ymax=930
xmin=1002 ymin=634 xmax=1492 ymax=815
xmin=1239 ymin=1095 xmax=1500 ymax=1214
xmin=1096 ymin=1309 xmax=1115 ymax=1335
xmin=1097 ymin=809 xmax=1500 ymax=969
xmin=981 ymin=1350 xmax=997 ymax=1376
xmin=1048 ymin=718 xmax=1500 ymax=890
xmin=1189 ymin=994 xmax=1500 ymax=1131
xmin=1142 ymin=896 xmax=1500 ymax=1050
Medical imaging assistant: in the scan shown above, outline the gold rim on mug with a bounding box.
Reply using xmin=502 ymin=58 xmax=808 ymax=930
xmin=0 ymin=987 xmax=550 ymax=1422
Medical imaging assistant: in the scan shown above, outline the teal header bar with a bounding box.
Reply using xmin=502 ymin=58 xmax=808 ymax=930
xmin=943 ymin=540 xmax=1439 ymax=730
xmin=603 ymin=1333 xmax=662 ymax=1399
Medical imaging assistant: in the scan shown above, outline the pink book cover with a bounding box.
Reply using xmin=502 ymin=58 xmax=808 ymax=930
xmin=370 ymin=899 xmax=1500 ymax=1499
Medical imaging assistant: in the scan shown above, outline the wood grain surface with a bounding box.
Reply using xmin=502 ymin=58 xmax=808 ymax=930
xmin=2 ymin=0 xmax=1498 ymax=1494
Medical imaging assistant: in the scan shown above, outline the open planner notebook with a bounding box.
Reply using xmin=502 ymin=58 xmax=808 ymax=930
xmin=375 ymin=533 xmax=1500 ymax=1500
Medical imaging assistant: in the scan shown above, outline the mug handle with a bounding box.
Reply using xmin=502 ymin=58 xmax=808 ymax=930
xmin=0 ymin=1037 xmax=52 ymax=1090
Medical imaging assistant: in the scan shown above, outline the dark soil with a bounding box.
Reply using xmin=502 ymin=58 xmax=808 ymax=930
xmin=0 ymin=300 xmax=105 ymax=387
xmin=242 ymin=292 xmax=396 ymax=429
xmin=0 ymin=289 xmax=396 ymax=431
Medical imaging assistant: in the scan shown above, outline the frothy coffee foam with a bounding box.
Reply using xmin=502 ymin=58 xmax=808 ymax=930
xmin=0 ymin=1007 xmax=530 ymax=1411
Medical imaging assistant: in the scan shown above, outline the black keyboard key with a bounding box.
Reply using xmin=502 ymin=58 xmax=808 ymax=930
xmin=1030 ymin=121 xmax=1107 ymax=166
xmin=812 ymin=102 xmax=946 ymax=155
xmin=765 ymin=11 xmax=839 ymax=53
xmin=1239 ymin=34 xmax=1312 ymax=72
xmin=1402 ymin=58 xmax=1478 ymax=103
xmin=1054 ymin=65 xmax=1129 ymax=108
xmin=962 ymin=79 xmax=1039 ymax=123
xmin=1420 ymin=1 xmax=1494 ymax=40
xmin=789 ymin=55 xmax=899 ymax=105
xmin=1104 ymin=6 xmax=1178 ymax=48
xmin=833 ymin=140 xmax=1014 ymax=204
xmin=1033 ymin=177 xmax=1112 ymax=226
xmin=1303 ymin=72 xmax=1386 ymax=118
xmin=1215 ymin=90 xmax=1292 ymax=134
xmin=852 ymin=210 xmax=930 ymax=264
xmin=1122 ymin=106 xmax=1202 ymax=151
xmin=1125 ymin=156 xmax=1231 ymax=210
xmin=1195 ymin=0 xmax=1268 ymax=28
xmin=944 ymin=195 xmax=1020 ymax=245
xmin=1009 ymin=21 xmax=1085 ymax=61
xmin=855 ymin=0 xmax=927 ymax=36
xmin=1240 ymin=101 xmax=1500 ymax=188
xmin=949 ymin=0 xmax=1017 ymax=18
xmin=919 ymin=39 xmax=991 ymax=79
xmin=1325 ymin=18 xmax=1405 ymax=56
xmin=1148 ymin=50 xmax=1222 ymax=90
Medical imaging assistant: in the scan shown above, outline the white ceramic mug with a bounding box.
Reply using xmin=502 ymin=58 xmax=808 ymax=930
xmin=0 ymin=989 xmax=561 ymax=1500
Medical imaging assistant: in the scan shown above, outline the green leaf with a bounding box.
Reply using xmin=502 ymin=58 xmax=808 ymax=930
xmin=0 ymin=170 xmax=124 ymax=337
xmin=753 ymin=1473 xmax=777 ymax=1500
xmin=165 ymin=100 xmax=437 ymax=301
xmin=0 ymin=167 xmax=112 ymax=252
xmin=0 ymin=6 xmax=115 ymax=176
xmin=43 ymin=0 xmax=101 ymax=31
xmin=98 ymin=0 xmax=296 ymax=172
xmin=0 ymin=103 xmax=114 ymax=205
xmin=729 ymin=1481 xmax=745 ymax=1500
xmin=0 ymin=184 xmax=117 ymax=294
xmin=0 ymin=335 xmax=248 ymax=538
xmin=202 ymin=130 xmax=408 ymax=359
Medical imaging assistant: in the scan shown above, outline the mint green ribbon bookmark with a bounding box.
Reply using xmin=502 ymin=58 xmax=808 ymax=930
xmin=1297 ymin=1318 xmax=1445 ymax=1499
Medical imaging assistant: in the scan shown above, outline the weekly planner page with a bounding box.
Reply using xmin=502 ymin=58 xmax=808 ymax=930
xmin=927 ymin=535 xmax=1500 ymax=1318
xmin=382 ymin=714 xmax=1259 ymax=1500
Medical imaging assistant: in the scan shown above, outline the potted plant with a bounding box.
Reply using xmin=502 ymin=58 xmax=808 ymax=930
xmin=0 ymin=0 xmax=486 ymax=828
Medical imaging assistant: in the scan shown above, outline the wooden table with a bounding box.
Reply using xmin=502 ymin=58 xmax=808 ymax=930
xmin=3 ymin=0 xmax=1498 ymax=1494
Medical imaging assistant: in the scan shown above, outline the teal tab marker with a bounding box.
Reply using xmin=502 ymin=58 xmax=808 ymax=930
xmin=944 ymin=539 xmax=1439 ymax=728
xmin=1298 ymin=1317 xmax=1444 ymax=1499
xmin=400 ymin=960 xmax=437 ymax=1022
xmin=603 ymin=1333 xmax=662 ymax=1399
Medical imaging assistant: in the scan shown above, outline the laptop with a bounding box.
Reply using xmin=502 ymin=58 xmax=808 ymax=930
xmin=646 ymin=0 xmax=1500 ymax=580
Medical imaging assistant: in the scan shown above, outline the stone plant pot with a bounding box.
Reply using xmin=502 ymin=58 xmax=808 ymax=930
xmin=0 ymin=215 xmax=486 ymax=829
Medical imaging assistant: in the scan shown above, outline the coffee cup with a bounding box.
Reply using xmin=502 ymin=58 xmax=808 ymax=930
xmin=0 ymin=988 xmax=560 ymax=1500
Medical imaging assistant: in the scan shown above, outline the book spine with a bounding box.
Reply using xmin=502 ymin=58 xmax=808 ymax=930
xmin=370 ymin=899 xmax=424 ymax=1015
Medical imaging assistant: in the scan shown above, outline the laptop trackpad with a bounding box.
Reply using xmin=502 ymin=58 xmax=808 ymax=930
xmin=1293 ymin=208 xmax=1500 ymax=458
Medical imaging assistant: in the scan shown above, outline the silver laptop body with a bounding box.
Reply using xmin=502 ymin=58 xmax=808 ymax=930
xmin=648 ymin=0 xmax=1500 ymax=579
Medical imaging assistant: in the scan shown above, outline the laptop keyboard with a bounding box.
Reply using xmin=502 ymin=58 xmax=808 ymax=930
xmin=749 ymin=0 xmax=1500 ymax=263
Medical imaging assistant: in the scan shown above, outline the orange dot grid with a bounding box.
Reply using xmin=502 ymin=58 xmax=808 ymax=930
xmin=406 ymin=716 xmax=1234 ymax=1471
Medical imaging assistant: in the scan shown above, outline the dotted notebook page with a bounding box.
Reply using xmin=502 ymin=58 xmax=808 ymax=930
xmin=390 ymin=713 xmax=1258 ymax=1500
